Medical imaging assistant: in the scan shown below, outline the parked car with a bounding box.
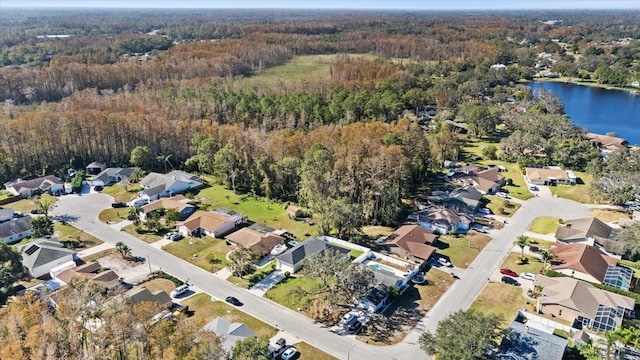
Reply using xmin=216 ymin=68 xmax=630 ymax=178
xmin=281 ymin=347 xmax=298 ymax=360
xmin=499 ymin=268 xmax=518 ymax=277
xmin=270 ymin=244 xmax=287 ymax=256
xmin=169 ymin=233 xmax=183 ymax=241
xmin=477 ymin=208 xmax=492 ymax=215
xmin=225 ymin=296 xmax=243 ymax=306
xmin=30 ymin=208 xmax=43 ymax=215
xmin=529 ymin=185 xmax=539 ymax=191
xmin=165 ymin=232 xmax=178 ymax=239
xmin=93 ymin=185 xmax=103 ymax=192
xmin=496 ymin=192 xmax=509 ymax=199
xmin=520 ymin=273 xmax=536 ymax=281
xmin=112 ymin=202 xmax=126 ymax=208
xmin=501 ymin=276 xmax=520 ymax=286
xmin=342 ymin=312 xmax=358 ymax=325
xmin=287 ymin=240 xmax=299 ymax=248
xmin=131 ymin=198 xmax=149 ymax=207
xmin=170 ymin=284 xmax=189 ymax=298
xmin=273 ymin=338 xmax=287 ymax=352
xmin=529 ymin=246 xmax=539 ymax=253
xmin=348 ymin=320 xmax=363 ymax=334
xmin=437 ymin=257 xmax=452 ymax=267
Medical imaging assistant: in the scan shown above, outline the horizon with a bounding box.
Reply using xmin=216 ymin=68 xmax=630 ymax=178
xmin=3 ymin=0 xmax=640 ymax=10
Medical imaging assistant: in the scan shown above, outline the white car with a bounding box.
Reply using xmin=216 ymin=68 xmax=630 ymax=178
xmin=437 ymin=257 xmax=452 ymax=267
xmin=520 ymin=273 xmax=536 ymax=281
xmin=270 ymin=244 xmax=287 ymax=256
xmin=496 ymin=192 xmax=509 ymax=199
xmin=281 ymin=347 xmax=297 ymax=360
xmin=342 ymin=312 xmax=358 ymax=325
xmin=170 ymin=284 xmax=189 ymax=298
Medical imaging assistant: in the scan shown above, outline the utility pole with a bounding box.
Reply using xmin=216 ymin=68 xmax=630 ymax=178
xmin=147 ymin=254 xmax=152 ymax=274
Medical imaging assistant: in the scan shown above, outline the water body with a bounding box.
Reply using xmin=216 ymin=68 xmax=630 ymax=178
xmin=527 ymin=81 xmax=640 ymax=145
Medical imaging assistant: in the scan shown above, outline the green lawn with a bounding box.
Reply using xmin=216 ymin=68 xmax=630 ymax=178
xmin=163 ymin=236 xmax=233 ymax=273
xmin=98 ymin=208 xmax=130 ymax=223
xmin=227 ymin=261 xmax=276 ymax=288
xmin=361 ymin=225 xmax=394 ymax=238
xmin=141 ymin=278 xmax=175 ymax=294
xmin=195 ymin=177 xmax=314 ymax=239
xmin=53 ymin=222 xmax=103 ymax=249
xmin=591 ymin=209 xmax=631 ymax=223
xmin=294 ymin=342 xmax=339 ymax=360
xmin=528 ymin=217 xmax=561 ymax=234
xmin=469 ymin=282 xmax=532 ymax=326
xmin=436 ymin=233 xmax=491 ymax=268
xmin=549 ymin=170 xmax=594 ymax=203
xmin=264 ymin=276 xmax=322 ymax=311
xmin=7 ymin=199 xmax=37 ymax=213
xmin=501 ymin=252 xmax=544 ymax=275
xmin=100 ymin=183 xmax=142 ymax=202
xmin=122 ymin=224 xmax=165 ymax=244
xmin=485 ymin=197 xmax=521 ymax=217
xmin=0 ymin=190 xmax=14 ymax=200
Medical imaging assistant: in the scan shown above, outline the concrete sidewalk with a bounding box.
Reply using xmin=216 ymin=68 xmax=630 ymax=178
xmin=77 ymin=242 xmax=114 ymax=259
xmin=249 ymin=270 xmax=285 ymax=296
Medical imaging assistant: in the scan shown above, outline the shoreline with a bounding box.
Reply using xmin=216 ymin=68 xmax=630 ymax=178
xmin=521 ymin=77 xmax=640 ymax=94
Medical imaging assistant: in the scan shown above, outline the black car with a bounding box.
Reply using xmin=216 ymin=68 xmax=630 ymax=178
xmin=225 ymin=296 xmax=243 ymax=306
xmin=112 ymin=202 xmax=126 ymax=208
xmin=348 ymin=320 xmax=362 ymax=334
xmin=501 ymin=276 xmax=520 ymax=286
xmin=93 ymin=185 xmax=103 ymax=191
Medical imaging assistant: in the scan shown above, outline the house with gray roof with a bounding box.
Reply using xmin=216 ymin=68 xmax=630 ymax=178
xmin=0 ymin=208 xmax=15 ymax=223
xmin=0 ymin=215 xmax=32 ymax=244
xmin=126 ymin=286 xmax=172 ymax=306
xmin=19 ymin=237 xmax=76 ymax=278
xmin=203 ymin=317 xmax=255 ymax=351
xmin=140 ymin=170 xmax=203 ymax=201
xmin=91 ymin=167 xmax=140 ymax=187
xmin=496 ymin=320 xmax=567 ymax=360
xmin=4 ymin=175 xmax=64 ymax=197
xmin=276 ymin=237 xmax=350 ymax=274
xmin=555 ymin=217 xmax=614 ymax=247
xmin=427 ymin=185 xmax=483 ymax=213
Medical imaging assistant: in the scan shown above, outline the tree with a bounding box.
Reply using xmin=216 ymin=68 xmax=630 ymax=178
xmin=145 ymin=211 xmax=162 ymax=233
xmin=30 ymin=216 xmax=53 ymax=238
xmin=0 ymin=243 xmax=23 ymax=305
xmin=130 ymin=145 xmax=155 ymax=169
xmin=613 ymin=222 xmax=640 ymax=259
xmin=70 ymin=171 xmax=84 ymax=194
xmin=231 ymin=336 xmax=271 ymax=360
xmin=540 ymin=249 xmax=555 ymax=270
xmin=577 ymin=343 xmax=603 ymax=360
xmin=164 ymin=209 xmax=180 ymax=228
xmin=516 ymin=235 xmax=528 ymax=257
xmin=419 ymin=309 xmax=505 ymax=360
xmin=33 ymin=193 xmax=56 ymax=217
xmin=227 ymin=247 xmax=257 ymax=277
xmin=115 ymin=241 xmax=132 ymax=259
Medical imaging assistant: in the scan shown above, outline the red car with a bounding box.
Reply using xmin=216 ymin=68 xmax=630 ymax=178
xmin=500 ymin=268 xmax=517 ymax=277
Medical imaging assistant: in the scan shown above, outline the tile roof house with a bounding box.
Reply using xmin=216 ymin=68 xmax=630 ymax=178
xmin=139 ymin=198 xmax=196 ymax=221
xmin=412 ymin=206 xmax=473 ymax=234
xmin=0 ymin=215 xmax=32 ymax=244
xmin=535 ymin=275 xmax=635 ymax=332
xmin=226 ymin=226 xmax=286 ymax=257
xmin=4 ymin=175 xmax=64 ymax=197
xmin=19 ymin=237 xmax=76 ymax=278
xmin=177 ymin=210 xmax=245 ymax=238
xmin=586 ymin=133 xmax=629 ymax=153
xmin=140 ymin=170 xmax=203 ymax=201
xmin=525 ymin=167 xmax=574 ymax=186
xmin=495 ymin=320 xmax=567 ymax=360
xmin=203 ymin=317 xmax=255 ymax=351
xmin=91 ymin=167 xmax=140 ymax=187
xmin=555 ymin=217 xmax=614 ymax=246
xmin=550 ymin=242 xmax=632 ymax=290
xmin=276 ymin=237 xmax=349 ymax=274
xmin=55 ymin=262 xmax=121 ymax=290
xmin=380 ymin=225 xmax=437 ymax=264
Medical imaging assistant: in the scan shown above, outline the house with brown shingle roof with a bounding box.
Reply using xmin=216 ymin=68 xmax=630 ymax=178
xmin=411 ymin=206 xmax=473 ymax=234
xmin=55 ymin=262 xmax=121 ymax=290
xmin=586 ymin=133 xmax=629 ymax=154
xmin=525 ymin=167 xmax=573 ymax=186
xmin=226 ymin=226 xmax=286 ymax=257
xmin=139 ymin=198 xmax=196 ymax=221
xmin=555 ymin=217 xmax=614 ymax=246
xmin=4 ymin=175 xmax=64 ymax=197
xmin=535 ymin=275 xmax=635 ymax=332
xmin=380 ymin=225 xmax=437 ymax=265
xmin=177 ymin=210 xmax=245 ymax=238
xmin=550 ymin=242 xmax=632 ymax=290
xmin=471 ymin=167 xmax=505 ymax=194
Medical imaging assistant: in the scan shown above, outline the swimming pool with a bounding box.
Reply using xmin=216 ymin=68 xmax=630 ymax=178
xmin=368 ymin=262 xmax=396 ymax=273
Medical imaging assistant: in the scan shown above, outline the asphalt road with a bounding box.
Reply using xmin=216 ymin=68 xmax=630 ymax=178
xmin=52 ymin=193 xmax=590 ymax=360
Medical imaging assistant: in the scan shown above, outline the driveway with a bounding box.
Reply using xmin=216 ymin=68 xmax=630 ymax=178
xmin=52 ymin=193 xmax=590 ymax=360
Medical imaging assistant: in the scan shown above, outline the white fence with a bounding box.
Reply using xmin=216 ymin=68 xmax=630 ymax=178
xmin=522 ymin=311 xmax=574 ymax=333
xmin=370 ymin=252 xmax=415 ymax=270
xmin=321 ymin=235 xmax=371 ymax=253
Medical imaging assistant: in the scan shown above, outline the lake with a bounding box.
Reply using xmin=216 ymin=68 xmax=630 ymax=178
xmin=527 ymin=81 xmax=640 ymax=145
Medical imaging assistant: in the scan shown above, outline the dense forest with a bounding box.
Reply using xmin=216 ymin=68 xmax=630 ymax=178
xmin=1 ymin=8 xmax=640 ymax=223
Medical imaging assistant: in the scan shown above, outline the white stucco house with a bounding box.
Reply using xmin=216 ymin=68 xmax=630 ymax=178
xmin=19 ymin=238 xmax=76 ymax=278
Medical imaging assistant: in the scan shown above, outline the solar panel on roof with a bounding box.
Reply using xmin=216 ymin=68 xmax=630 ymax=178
xmin=24 ymin=244 xmax=39 ymax=255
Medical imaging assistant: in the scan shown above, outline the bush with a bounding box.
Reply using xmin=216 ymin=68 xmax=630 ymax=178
xmin=505 ymin=178 xmax=513 ymax=186
xmin=553 ymin=329 xmax=570 ymax=339
xmin=516 ymin=256 xmax=529 ymax=265
xmin=545 ymin=269 xmax=567 ymax=277
xmin=284 ymin=271 xmax=291 ymax=278
xmin=153 ymin=271 xmax=184 ymax=287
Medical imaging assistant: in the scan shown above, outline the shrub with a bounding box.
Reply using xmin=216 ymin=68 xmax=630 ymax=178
xmin=553 ymin=329 xmax=570 ymax=339
xmin=284 ymin=271 xmax=291 ymax=278
xmin=545 ymin=269 xmax=567 ymax=277
xmin=516 ymin=256 xmax=529 ymax=265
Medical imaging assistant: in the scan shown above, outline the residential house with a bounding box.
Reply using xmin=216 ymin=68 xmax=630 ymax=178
xmin=85 ymin=161 xmax=106 ymax=175
xmin=276 ymin=237 xmax=349 ymax=274
xmin=177 ymin=210 xmax=245 ymax=238
xmin=286 ymin=205 xmax=304 ymax=219
xmin=525 ymin=167 xmax=574 ymax=186
xmin=535 ymin=275 xmax=635 ymax=332
xmin=490 ymin=63 xmax=507 ymax=72
xmin=495 ymin=320 xmax=567 ymax=360
xmin=379 ymin=225 xmax=437 ymax=265
xmin=555 ymin=217 xmax=614 ymax=247
xmin=0 ymin=215 xmax=32 ymax=244
xmin=225 ymin=224 xmax=286 ymax=257
xmin=0 ymin=208 xmax=14 ymax=223
xmin=203 ymin=317 xmax=254 ymax=352
xmin=55 ymin=262 xmax=121 ymax=290
xmin=412 ymin=206 xmax=473 ymax=234
xmin=4 ymin=175 xmax=64 ymax=197
xmin=550 ymin=242 xmax=632 ymax=290
xmin=91 ymin=167 xmax=140 ymax=187
xmin=139 ymin=198 xmax=196 ymax=221
xmin=139 ymin=170 xmax=203 ymax=201
xmin=470 ymin=167 xmax=505 ymax=194
xmin=126 ymin=286 xmax=172 ymax=306
xmin=586 ymin=133 xmax=629 ymax=154
xmin=359 ymin=283 xmax=391 ymax=313
xmin=447 ymin=185 xmax=483 ymax=213
xmin=19 ymin=237 xmax=76 ymax=278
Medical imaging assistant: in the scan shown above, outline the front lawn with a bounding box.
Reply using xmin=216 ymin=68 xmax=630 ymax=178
xmin=264 ymin=276 xmax=322 ymax=311
xmin=361 ymin=225 xmax=394 ymax=238
xmin=122 ymin=224 xmax=165 ymax=244
xmin=549 ymin=170 xmax=593 ymax=203
xmin=98 ymin=208 xmax=130 ymax=223
xmin=528 ymin=216 xmax=561 ymax=235
xmin=591 ymin=209 xmax=631 ymax=223
xmin=485 ymin=197 xmax=520 ymax=217
xmin=163 ymin=236 xmax=233 ymax=273
xmin=54 ymin=222 xmax=103 ymax=249
xmin=435 ymin=233 xmax=491 ymax=268
xmin=7 ymin=199 xmax=37 ymax=213
xmin=141 ymin=278 xmax=175 ymax=294
xmin=227 ymin=261 xmax=276 ymax=288
xmin=501 ymin=252 xmax=544 ymax=275
xmin=469 ymin=282 xmax=531 ymax=326
xmin=294 ymin=342 xmax=339 ymax=360
xmin=100 ymin=183 xmax=142 ymax=202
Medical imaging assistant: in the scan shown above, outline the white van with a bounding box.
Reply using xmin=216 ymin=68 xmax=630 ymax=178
xmin=131 ymin=198 xmax=149 ymax=207
xmin=170 ymin=284 xmax=189 ymax=298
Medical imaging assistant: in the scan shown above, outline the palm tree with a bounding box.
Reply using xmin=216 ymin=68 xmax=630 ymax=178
xmin=115 ymin=241 xmax=132 ymax=259
xmin=602 ymin=329 xmax=621 ymax=360
xmin=516 ymin=235 xmax=528 ymax=257
xmin=540 ymin=249 xmax=555 ymax=270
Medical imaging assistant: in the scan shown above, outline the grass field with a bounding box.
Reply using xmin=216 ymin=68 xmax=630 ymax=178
xmin=98 ymin=208 xmax=129 ymax=223
xmin=163 ymin=236 xmax=233 ymax=273
xmin=549 ymin=170 xmax=593 ymax=203
xmin=100 ymin=183 xmax=142 ymax=202
xmin=294 ymin=342 xmax=339 ymax=360
xmin=227 ymin=261 xmax=276 ymax=288
xmin=196 ymin=177 xmax=314 ymax=239
xmin=469 ymin=282 xmax=531 ymax=326
xmin=141 ymin=278 xmax=175 ymax=294
xmin=53 ymin=222 xmax=103 ymax=249
xmin=528 ymin=217 xmax=560 ymax=234
xmin=264 ymin=276 xmax=322 ymax=311
xmin=501 ymin=252 xmax=544 ymax=275
xmin=485 ymin=196 xmax=520 ymax=217
xmin=7 ymin=199 xmax=37 ymax=213
xmin=591 ymin=209 xmax=631 ymax=223
xmin=436 ymin=233 xmax=491 ymax=268
xmin=361 ymin=225 xmax=394 ymax=238
xmin=122 ymin=224 xmax=165 ymax=244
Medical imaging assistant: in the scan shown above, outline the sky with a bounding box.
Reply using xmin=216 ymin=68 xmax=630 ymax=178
xmin=3 ymin=0 xmax=640 ymax=10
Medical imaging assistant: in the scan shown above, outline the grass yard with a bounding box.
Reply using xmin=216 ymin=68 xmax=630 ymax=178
xmin=98 ymin=208 xmax=130 ymax=223
xmin=122 ymin=224 xmax=165 ymax=244
xmin=435 ymin=233 xmax=491 ymax=268
xmin=195 ymin=177 xmax=313 ymax=239
xmin=264 ymin=276 xmax=322 ymax=311
xmin=227 ymin=261 xmax=276 ymax=288
xmin=549 ymin=170 xmax=593 ymax=203
xmin=294 ymin=342 xmax=339 ymax=360
xmin=141 ymin=278 xmax=175 ymax=294
xmin=485 ymin=197 xmax=521 ymax=217
xmin=100 ymin=183 xmax=142 ymax=202
xmin=164 ymin=236 xmax=233 ymax=273
xmin=501 ymin=252 xmax=544 ymax=275
xmin=7 ymin=199 xmax=37 ymax=213
xmin=469 ymin=282 xmax=532 ymax=326
xmin=361 ymin=225 xmax=394 ymax=238
xmin=182 ymin=293 xmax=277 ymax=338
xmin=528 ymin=216 xmax=561 ymax=235
xmin=591 ymin=209 xmax=631 ymax=223
xmin=54 ymin=222 xmax=103 ymax=249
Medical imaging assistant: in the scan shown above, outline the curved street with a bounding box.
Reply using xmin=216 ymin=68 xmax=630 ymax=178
xmin=51 ymin=194 xmax=591 ymax=360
